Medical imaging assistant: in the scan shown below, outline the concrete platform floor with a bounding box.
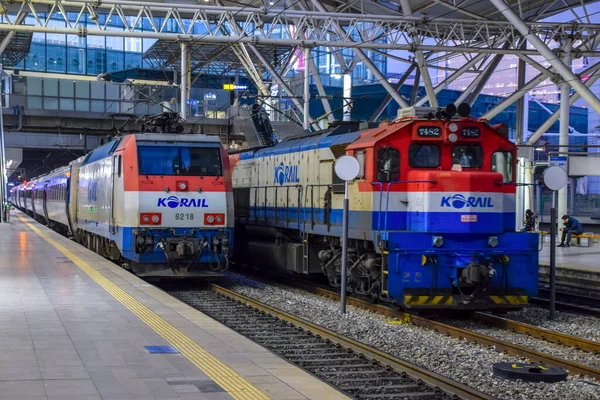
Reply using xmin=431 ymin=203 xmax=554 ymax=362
xmin=539 ymin=237 xmax=600 ymax=272
xmin=0 ymin=213 xmax=347 ymax=400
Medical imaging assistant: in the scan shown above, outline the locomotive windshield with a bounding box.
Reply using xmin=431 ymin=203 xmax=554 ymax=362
xmin=408 ymin=144 xmax=440 ymax=168
xmin=452 ymin=145 xmax=482 ymax=168
xmin=138 ymin=146 xmax=222 ymax=176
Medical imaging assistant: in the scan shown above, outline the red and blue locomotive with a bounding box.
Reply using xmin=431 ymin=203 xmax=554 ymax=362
xmin=230 ymin=105 xmax=538 ymax=311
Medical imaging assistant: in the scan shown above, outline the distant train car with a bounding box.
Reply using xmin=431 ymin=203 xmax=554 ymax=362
xmin=230 ymin=105 xmax=539 ymax=311
xmin=13 ymin=132 xmax=233 ymax=278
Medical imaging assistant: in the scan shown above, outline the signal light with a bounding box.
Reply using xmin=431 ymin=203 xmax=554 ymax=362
xmin=140 ymin=213 xmax=162 ymax=225
xmin=204 ymin=213 xmax=225 ymax=225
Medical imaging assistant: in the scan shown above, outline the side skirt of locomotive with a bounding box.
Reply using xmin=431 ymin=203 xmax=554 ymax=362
xmin=235 ymin=224 xmax=536 ymax=312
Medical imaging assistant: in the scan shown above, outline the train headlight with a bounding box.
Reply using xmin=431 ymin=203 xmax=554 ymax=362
xmin=448 ymin=133 xmax=458 ymax=143
xmin=177 ymin=181 xmax=188 ymax=191
xmin=140 ymin=213 xmax=161 ymax=225
xmin=204 ymin=213 xmax=225 ymax=225
xmin=432 ymin=236 xmax=444 ymax=247
xmin=448 ymin=123 xmax=458 ymax=132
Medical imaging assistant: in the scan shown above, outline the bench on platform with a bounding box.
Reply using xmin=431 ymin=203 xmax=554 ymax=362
xmin=536 ymin=231 xmax=600 ymax=247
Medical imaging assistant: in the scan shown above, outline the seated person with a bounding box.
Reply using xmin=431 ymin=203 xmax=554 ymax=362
xmin=558 ymin=215 xmax=584 ymax=247
xmin=520 ymin=209 xmax=536 ymax=232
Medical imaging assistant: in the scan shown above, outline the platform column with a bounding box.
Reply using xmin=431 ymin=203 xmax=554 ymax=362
xmin=180 ymin=41 xmax=190 ymax=121
xmin=558 ymin=39 xmax=572 ymax=222
xmin=303 ymin=47 xmax=310 ymax=130
xmin=0 ymin=94 xmax=5 ymax=223
xmin=343 ymin=73 xmax=352 ymax=121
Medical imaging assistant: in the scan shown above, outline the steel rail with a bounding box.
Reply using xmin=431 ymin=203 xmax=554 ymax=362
xmin=471 ymin=313 xmax=600 ymax=354
xmin=300 ymin=286 xmax=600 ymax=380
xmin=210 ymin=284 xmax=495 ymax=400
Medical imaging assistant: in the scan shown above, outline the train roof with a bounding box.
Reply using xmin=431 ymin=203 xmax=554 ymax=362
xmin=241 ymin=124 xmax=363 ymax=160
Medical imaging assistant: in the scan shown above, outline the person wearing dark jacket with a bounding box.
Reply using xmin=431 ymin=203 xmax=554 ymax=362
xmin=558 ymin=215 xmax=584 ymax=247
xmin=520 ymin=209 xmax=536 ymax=232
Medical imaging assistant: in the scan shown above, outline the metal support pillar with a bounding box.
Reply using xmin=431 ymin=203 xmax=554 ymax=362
xmin=180 ymin=41 xmax=190 ymax=120
xmin=558 ymin=41 xmax=572 ymax=222
xmin=415 ymin=49 xmax=437 ymax=107
xmin=0 ymin=95 xmax=5 ymax=223
xmin=343 ymin=73 xmax=352 ymax=121
xmin=303 ymin=47 xmax=310 ymax=130
xmin=490 ymin=0 xmax=600 ymax=115
xmin=515 ymin=46 xmax=528 ymax=228
xmin=516 ymin=159 xmax=524 ymax=230
xmin=515 ymin=43 xmax=527 ymax=146
xmin=307 ymin=52 xmax=334 ymax=123
xmin=410 ymin=68 xmax=421 ymax=105
xmin=309 ymin=0 xmax=409 ymax=109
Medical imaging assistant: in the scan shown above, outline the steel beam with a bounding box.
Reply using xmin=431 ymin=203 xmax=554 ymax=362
xmin=482 ymin=71 xmax=549 ymax=120
xmin=414 ymin=53 xmax=487 ymax=107
xmin=414 ymin=48 xmax=437 ymax=107
xmin=515 ymin=53 xmax=556 ymax=80
xmin=463 ymin=46 xmax=508 ymax=105
xmin=309 ymin=0 xmax=409 ymax=109
xmin=368 ymin=64 xmax=416 ymax=123
xmin=307 ymin=53 xmax=335 ymax=123
xmin=527 ymin=62 xmax=600 ymax=145
xmin=0 ymin=23 xmax=599 ymax=56
xmin=1 ymin=0 xmax=599 ymax=57
xmin=303 ymin=47 xmax=311 ymax=130
xmin=0 ymin=11 xmax=27 ymax=54
xmin=180 ymin=41 xmax=189 ymax=120
xmin=410 ymin=68 xmax=421 ymax=105
xmin=490 ymin=0 xmax=600 ymax=115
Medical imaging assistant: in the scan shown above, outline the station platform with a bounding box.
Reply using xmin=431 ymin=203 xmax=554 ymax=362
xmin=0 ymin=213 xmax=347 ymax=400
xmin=539 ymin=242 xmax=600 ymax=272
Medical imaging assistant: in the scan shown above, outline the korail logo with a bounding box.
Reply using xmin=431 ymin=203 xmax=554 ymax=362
xmin=157 ymin=196 xmax=208 ymax=208
xmin=274 ymin=162 xmax=300 ymax=186
xmin=440 ymin=194 xmax=494 ymax=209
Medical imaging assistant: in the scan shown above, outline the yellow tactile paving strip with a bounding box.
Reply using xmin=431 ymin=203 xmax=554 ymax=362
xmin=21 ymin=217 xmax=270 ymax=400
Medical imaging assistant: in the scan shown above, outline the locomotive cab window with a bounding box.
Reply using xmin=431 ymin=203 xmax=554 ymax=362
xmin=377 ymin=147 xmax=400 ymax=181
xmin=408 ymin=144 xmax=440 ymax=168
xmin=137 ymin=146 xmax=222 ymax=176
xmin=181 ymin=147 xmax=222 ymax=176
xmin=492 ymin=151 xmax=514 ymax=182
xmin=452 ymin=145 xmax=482 ymax=168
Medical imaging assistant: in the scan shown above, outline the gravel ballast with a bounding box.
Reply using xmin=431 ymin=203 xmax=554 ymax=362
xmin=441 ymin=318 xmax=600 ymax=369
xmin=500 ymin=307 xmax=600 ymax=343
xmin=221 ymin=272 xmax=600 ymax=400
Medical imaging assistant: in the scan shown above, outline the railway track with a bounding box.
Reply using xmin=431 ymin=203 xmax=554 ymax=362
xmin=532 ymin=287 xmax=600 ymax=317
xmin=168 ymin=284 xmax=494 ymax=400
xmin=286 ymin=285 xmax=600 ymax=380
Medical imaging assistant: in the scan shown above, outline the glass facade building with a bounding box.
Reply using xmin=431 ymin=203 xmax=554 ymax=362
xmin=2 ymin=13 xmax=385 ymax=85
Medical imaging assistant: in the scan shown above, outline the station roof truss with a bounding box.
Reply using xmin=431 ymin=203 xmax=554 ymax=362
xmin=1 ymin=0 xmax=599 ymax=134
xmin=0 ymin=30 xmax=31 ymax=66
xmin=143 ymin=40 xmax=292 ymax=77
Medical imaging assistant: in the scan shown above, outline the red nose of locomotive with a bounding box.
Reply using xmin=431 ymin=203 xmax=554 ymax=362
xmin=406 ymin=170 xmax=508 ymax=234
